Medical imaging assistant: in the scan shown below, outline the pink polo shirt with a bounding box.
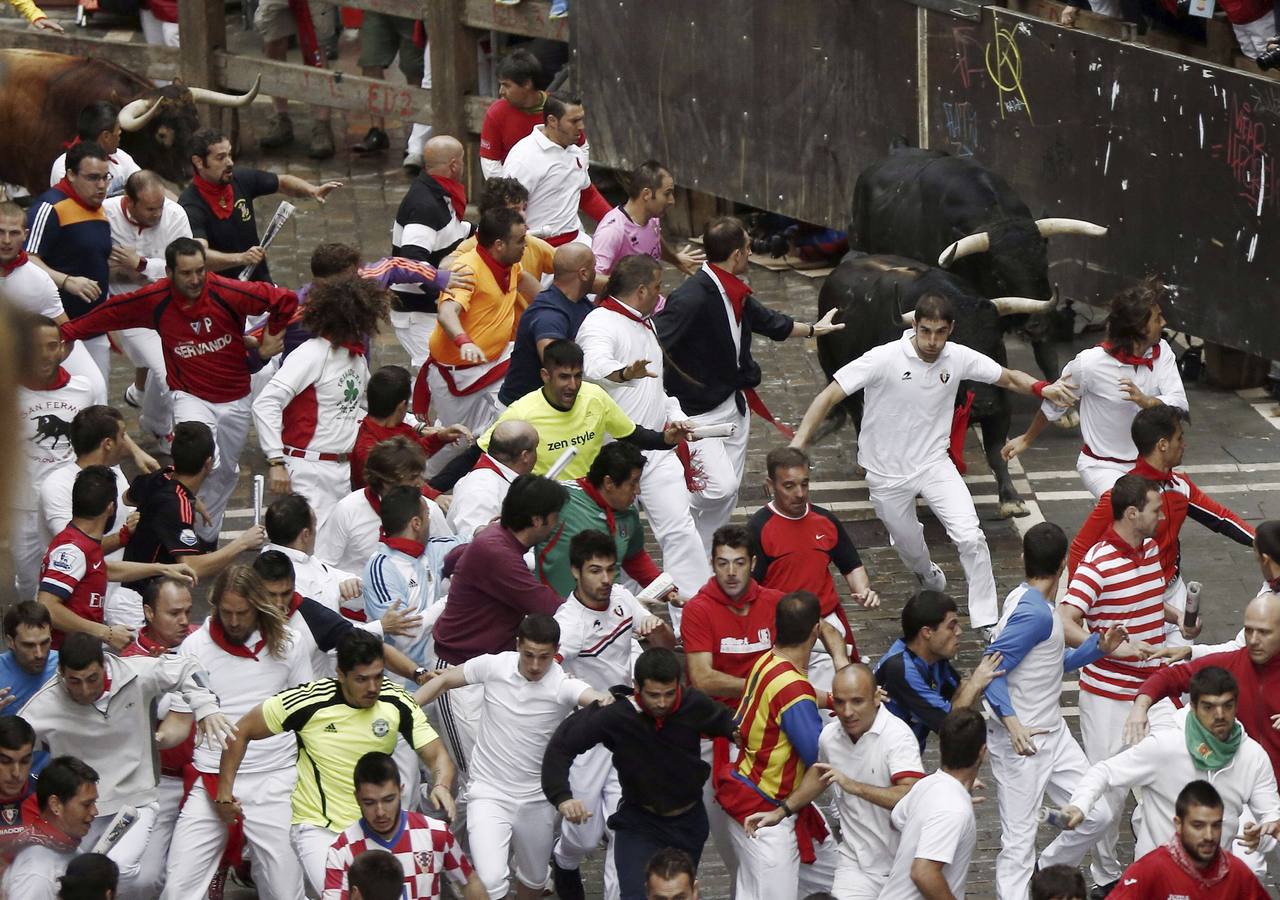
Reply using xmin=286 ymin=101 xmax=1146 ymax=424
xmin=592 ymin=206 xmax=662 ymax=275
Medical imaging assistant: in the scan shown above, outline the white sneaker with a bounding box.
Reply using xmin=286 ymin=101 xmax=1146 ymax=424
xmin=917 ymin=563 xmax=947 ymax=593
xmin=123 ymin=384 xmax=143 ymax=408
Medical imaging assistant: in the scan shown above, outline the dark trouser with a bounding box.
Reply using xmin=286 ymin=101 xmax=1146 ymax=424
xmin=610 ymin=801 xmax=709 ymax=900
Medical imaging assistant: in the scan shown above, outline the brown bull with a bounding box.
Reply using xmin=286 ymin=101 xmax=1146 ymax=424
xmin=0 ymin=49 xmax=258 ymax=195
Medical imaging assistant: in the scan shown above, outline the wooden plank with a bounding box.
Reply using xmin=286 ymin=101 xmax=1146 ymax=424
xmin=462 ymin=0 xmax=568 ymax=42
xmin=328 ymin=0 xmax=427 ymax=17
xmin=427 ymin=0 xmax=481 ymax=188
xmin=0 ymin=25 xmax=177 ymax=79
xmin=464 ymin=95 xmax=492 ymax=135
xmin=180 ymin=1 xmax=226 ymax=129
xmin=214 ymin=51 xmax=434 ymax=121
xmin=1006 ymin=0 xmax=1135 ymax=40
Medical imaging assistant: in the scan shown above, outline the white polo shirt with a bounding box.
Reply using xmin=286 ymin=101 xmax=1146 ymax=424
xmin=0 ymin=256 xmax=64 ymax=319
xmin=261 ymin=542 xmax=359 ymax=617
xmin=1041 ymin=341 xmax=1187 ymax=463
xmin=880 ymin=770 xmax=977 ymax=900
xmin=502 ymin=126 xmax=591 ymax=238
xmin=555 ymin=585 xmax=647 ymax=690
xmin=462 ymin=651 xmax=590 ymax=800
xmin=446 ymin=456 xmax=518 ymax=539
xmin=818 ymin=704 xmax=925 ymax=878
xmin=578 ymin=300 xmax=684 ymax=431
xmin=102 ymin=195 xmax=193 ymax=294
xmin=174 ymin=619 xmax=314 ymax=774
xmin=50 ymin=146 xmax=140 ymax=199
xmin=315 ymin=489 xmax=450 ymax=575
xmin=833 ymin=330 xmax=1003 ymax=479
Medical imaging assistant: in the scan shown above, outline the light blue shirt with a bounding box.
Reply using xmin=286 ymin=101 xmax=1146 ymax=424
xmin=2 ymin=649 xmax=59 ymax=772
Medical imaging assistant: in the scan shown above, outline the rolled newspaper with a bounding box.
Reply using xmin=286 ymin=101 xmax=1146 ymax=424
xmin=634 ymin=572 xmax=676 ymax=605
xmin=253 ymin=474 xmax=265 ymax=526
xmin=238 ymin=201 xmax=296 ymax=280
xmin=91 ymin=805 xmax=139 ymax=854
xmin=691 ymin=422 xmax=736 ymax=440
xmin=545 ymin=447 xmax=578 ymax=480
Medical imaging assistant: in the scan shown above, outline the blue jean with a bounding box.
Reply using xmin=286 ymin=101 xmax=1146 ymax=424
xmin=609 ymin=802 xmax=709 ymax=900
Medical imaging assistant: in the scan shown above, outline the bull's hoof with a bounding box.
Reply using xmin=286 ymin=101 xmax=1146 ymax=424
xmin=1052 ymin=410 xmax=1080 ymax=430
xmin=998 ymin=500 xmax=1029 ymax=519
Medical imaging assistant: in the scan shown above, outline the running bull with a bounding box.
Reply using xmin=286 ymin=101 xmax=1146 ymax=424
xmin=851 ymin=145 xmax=1107 ymax=380
xmin=816 ymin=253 xmax=1053 ymax=518
xmin=0 ymin=49 xmax=260 ymax=195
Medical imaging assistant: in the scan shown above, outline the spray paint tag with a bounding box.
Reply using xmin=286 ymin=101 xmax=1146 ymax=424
xmin=1187 ymin=0 xmax=1215 ymax=18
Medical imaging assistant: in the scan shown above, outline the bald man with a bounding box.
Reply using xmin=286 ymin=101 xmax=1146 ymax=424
xmin=498 ymin=243 xmax=597 ymax=408
xmin=447 ymin=419 xmax=540 ymax=539
xmin=391 ymin=134 xmax=474 ymax=369
xmin=103 ymin=169 xmax=193 ymax=440
xmin=748 ymin=664 xmax=924 ymax=899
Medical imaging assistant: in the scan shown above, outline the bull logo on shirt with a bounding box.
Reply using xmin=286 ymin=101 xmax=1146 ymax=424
xmin=32 ymin=415 xmax=72 ymax=450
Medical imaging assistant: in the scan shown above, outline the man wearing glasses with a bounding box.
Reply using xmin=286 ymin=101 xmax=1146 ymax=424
xmin=25 ymin=141 xmax=116 ymax=380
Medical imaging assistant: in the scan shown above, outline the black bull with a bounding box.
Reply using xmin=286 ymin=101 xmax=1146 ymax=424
xmin=816 ymin=253 xmax=1031 ymax=518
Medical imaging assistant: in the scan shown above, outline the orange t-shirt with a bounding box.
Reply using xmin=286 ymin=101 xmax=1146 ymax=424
xmin=427 ymin=247 xmax=524 ymax=366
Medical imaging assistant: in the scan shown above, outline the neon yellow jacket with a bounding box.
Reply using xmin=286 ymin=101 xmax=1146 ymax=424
xmin=8 ymin=0 xmax=49 ymax=23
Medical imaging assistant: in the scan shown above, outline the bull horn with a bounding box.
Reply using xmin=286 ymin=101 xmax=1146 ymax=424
xmin=937 ymin=231 xmax=990 ymax=267
xmin=900 ymin=309 xmax=916 ymax=326
xmin=991 ymin=296 xmax=1054 ymax=316
xmin=1035 ymin=217 xmax=1108 ymax=238
xmin=118 ymin=96 xmax=164 ymax=132
xmin=189 ymin=74 xmax=262 ymax=109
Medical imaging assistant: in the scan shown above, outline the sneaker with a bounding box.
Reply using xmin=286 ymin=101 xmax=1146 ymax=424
xmin=917 ymin=562 xmax=947 ymax=592
xmin=308 ymin=121 xmax=336 ymax=160
xmin=258 ymin=112 xmax=294 ymax=150
xmin=123 ymin=384 xmax=142 ymax=408
xmin=550 ymin=860 xmax=585 ymax=900
xmin=402 ymin=153 xmax=423 ymax=178
xmin=1090 ymin=880 xmax=1118 ymax=900
xmin=549 ymin=0 xmax=568 ymax=16
xmin=352 ymin=126 xmax=389 ymax=153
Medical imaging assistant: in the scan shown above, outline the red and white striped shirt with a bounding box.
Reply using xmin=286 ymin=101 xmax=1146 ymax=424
xmin=322 ymin=811 xmax=473 ymax=900
xmin=1063 ymin=528 xmax=1166 ymax=701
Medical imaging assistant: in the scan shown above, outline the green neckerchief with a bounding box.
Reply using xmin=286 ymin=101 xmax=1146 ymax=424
xmin=1185 ymin=711 xmax=1244 ymax=771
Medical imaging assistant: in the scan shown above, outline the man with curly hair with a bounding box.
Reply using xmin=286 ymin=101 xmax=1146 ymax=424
xmin=253 ymin=275 xmax=387 ymax=527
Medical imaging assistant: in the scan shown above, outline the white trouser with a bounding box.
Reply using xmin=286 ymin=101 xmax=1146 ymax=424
xmin=427 ymin=654 xmax=482 ymax=781
xmin=172 ymin=391 xmax=252 ymax=543
xmin=11 ymin=507 xmax=43 ymax=600
xmin=700 ymin=738 xmax=739 ymax=886
xmin=831 ymin=862 xmax=886 ymax=900
xmin=1161 ymin=576 xmax=1194 ymax=649
xmin=64 ymin=339 xmax=106 ymax=402
xmin=139 ymin=8 xmax=180 ymax=45
xmin=638 ymin=448 xmax=710 ymax=601
xmin=687 ymin=396 xmax=750 ymax=555
xmin=727 ymin=807 xmax=838 ymax=900
xmin=115 ymin=327 xmax=172 ymax=438
xmin=81 ymin=800 xmax=159 ymax=896
xmin=468 ymin=789 xmax=557 ymax=899
xmin=406 ymin=43 xmax=433 ymax=156
xmin=389 ymin=311 xmax=435 ymax=370
xmin=1235 ymin=16 xmax=1275 ymax=59
xmin=1075 ymin=452 xmax=1130 ymax=500
xmin=136 ymin=774 xmax=183 ymax=898
xmin=866 ymin=461 xmax=998 ymax=628
xmin=82 ymin=333 xmax=111 ymax=384
xmin=283 ymin=456 xmax=350 ymax=531
xmin=422 ymin=367 xmax=502 ymax=478
xmin=291 ymin=822 xmax=339 ymax=897
xmin=988 ymin=720 xmax=1112 ymax=900
xmin=162 ymin=769 xmax=304 ymax=900
xmin=554 ymin=744 xmax=620 ymax=900
xmin=392 ymin=735 xmax=423 ymax=810
xmin=1088 ymin=0 xmax=1123 ymax=14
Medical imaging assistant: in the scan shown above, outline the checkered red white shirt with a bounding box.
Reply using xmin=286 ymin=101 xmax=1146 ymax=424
xmin=322 ymin=811 xmax=473 ymax=900
xmin=1063 ymin=529 xmax=1166 ymax=702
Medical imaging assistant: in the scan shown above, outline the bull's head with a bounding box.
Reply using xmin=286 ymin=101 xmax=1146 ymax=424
xmin=115 ymin=76 xmax=261 ymax=184
xmin=937 ymin=217 xmax=1107 ymax=301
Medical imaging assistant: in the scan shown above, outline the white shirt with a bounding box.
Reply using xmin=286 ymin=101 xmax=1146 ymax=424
xmin=17 ymin=369 xmax=106 ymax=511
xmin=833 ymin=331 xmax=1003 ymax=479
xmin=50 ymin=146 xmax=140 ymax=199
xmin=446 ymin=455 xmax=519 ymax=539
xmin=174 ymin=620 xmax=314 ymax=774
xmin=880 ymin=770 xmax=977 ymax=900
xmin=818 ymin=704 xmax=925 ymax=878
xmin=316 ymin=489 xmax=450 ymax=575
xmin=260 ymin=542 xmax=360 ymax=618
xmin=462 ymin=651 xmax=590 ymax=800
xmin=0 ymin=256 xmax=63 ymax=318
xmin=102 ymin=195 xmax=192 ymax=294
xmin=1042 ymin=341 xmax=1187 ymax=462
xmin=577 ymin=300 xmax=684 ymax=430
xmin=252 ymin=338 xmax=369 ymax=457
xmin=502 ymin=126 xmax=591 ymax=237
xmin=554 ymin=585 xmax=647 ymax=690
xmin=986 ymin=583 xmax=1071 ymax=731
xmin=2 ymin=841 xmax=75 ymax=900
xmin=1069 ymin=706 xmax=1280 ymax=859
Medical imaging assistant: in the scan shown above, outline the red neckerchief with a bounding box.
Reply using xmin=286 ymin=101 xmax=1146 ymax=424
xmin=634 ymin=684 xmax=682 ymax=730
xmin=708 ymin=264 xmax=751 ymax=323
xmin=338 ymin=339 xmax=366 ymax=356
xmin=1132 ymin=457 xmax=1175 ymax=485
xmin=476 ymin=244 xmax=513 ymax=289
xmin=1101 ymin=525 xmax=1145 ymax=562
xmin=1268 ymin=574 xmax=1280 ymax=593
xmin=1164 ymin=834 xmax=1231 ymax=887
xmin=26 ymin=367 xmax=72 ymax=391
xmin=132 ymin=628 xmax=174 ymax=657
xmin=53 ymin=176 xmax=99 ymax=212
xmin=473 ymin=453 xmax=514 ymax=483
xmin=382 ymin=536 xmax=426 ymax=558
xmin=288 ymin=592 xmax=305 ymax=617
xmin=192 ymin=173 xmax=234 ymax=221
xmin=60 ymin=136 xmax=116 ymax=163
xmin=364 ymin=487 xmax=382 ymax=515
xmin=431 ymin=175 xmax=467 ymax=219
xmin=1102 ymin=340 xmax=1160 ymax=369
xmin=9 ymin=814 xmax=79 ymax=854
xmin=121 ymin=197 xmax=149 ymax=235
xmin=598 ymin=295 xmax=655 ymax=332
xmin=576 ymin=477 xmax=617 ymax=534
xmin=98 ymin=664 xmax=112 ymax=697
xmin=209 ymin=617 xmax=265 ymax=660
xmin=0 ymin=251 xmax=28 ymax=277
xmin=696 ymin=575 xmax=759 ymax=612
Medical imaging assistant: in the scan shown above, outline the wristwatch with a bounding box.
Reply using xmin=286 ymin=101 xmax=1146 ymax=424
xmin=413 ymin=666 xmax=430 ymax=684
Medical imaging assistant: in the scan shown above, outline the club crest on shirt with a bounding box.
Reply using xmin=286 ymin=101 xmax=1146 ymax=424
xmin=0 ymin=807 xmax=16 ymax=825
xmin=50 ymin=548 xmax=76 ymax=571
xmin=414 ymin=850 xmax=434 ymax=871
xmin=179 ymin=528 xmax=198 ymax=547
xmin=939 ymin=370 xmax=951 ymax=383
xmin=614 ymin=604 xmax=623 ymax=617
xmin=371 ymin=718 xmax=390 ymax=738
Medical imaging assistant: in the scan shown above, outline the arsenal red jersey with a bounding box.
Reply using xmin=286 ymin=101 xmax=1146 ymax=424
xmin=39 ymin=524 xmax=108 ymax=649
xmin=59 ymin=273 xmax=297 ymax=403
